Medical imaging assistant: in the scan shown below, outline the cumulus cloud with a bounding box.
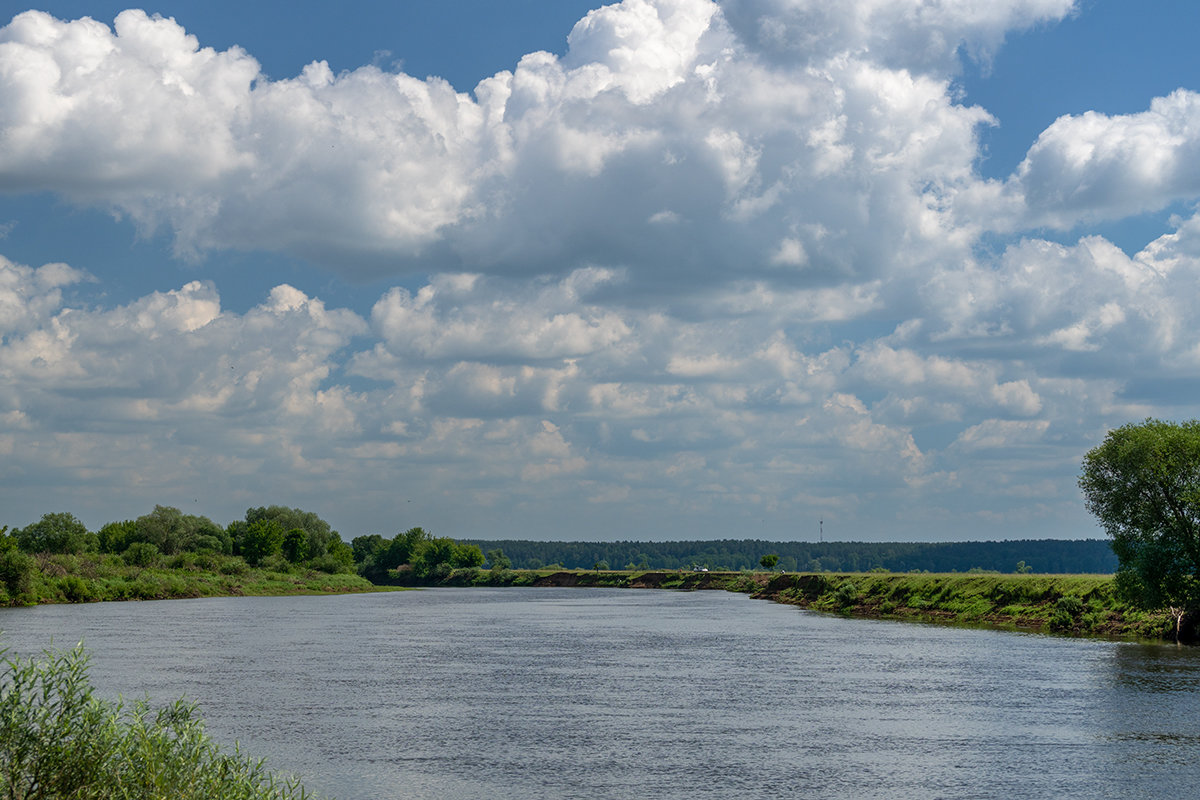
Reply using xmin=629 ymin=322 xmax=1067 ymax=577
xmin=0 ymin=1 xmax=1038 ymax=286
xmin=5 ymin=0 xmax=1200 ymax=540
xmin=1011 ymin=90 xmax=1200 ymax=228
xmin=719 ymin=0 xmax=1076 ymax=72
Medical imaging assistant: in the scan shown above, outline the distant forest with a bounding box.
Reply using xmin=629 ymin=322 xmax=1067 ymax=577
xmin=461 ymin=538 xmax=1118 ymax=574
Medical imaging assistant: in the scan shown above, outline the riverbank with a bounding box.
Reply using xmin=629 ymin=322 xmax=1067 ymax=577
xmin=430 ymin=567 xmax=1176 ymax=641
xmin=0 ymin=551 xmax=386 ymax=605
xmin=7 ymin=553 xmax=1175 ymax=642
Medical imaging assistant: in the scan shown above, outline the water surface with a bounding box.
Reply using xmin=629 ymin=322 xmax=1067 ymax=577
xmin=1 ymin=588 xmax=1198 ymax=799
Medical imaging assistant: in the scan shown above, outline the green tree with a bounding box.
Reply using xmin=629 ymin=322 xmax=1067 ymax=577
xmin=1079 ymin=418 xmax=1200 ymax=640
xmin=97 ymin=520 xmax=137 ymax=554
xmin=760 ymin=553 xmax=780 ymax=570
xmin=487 ymin=548 xmax=512 ymax=571
xmin=352 ymin=534 xmax=387 ymax=565
xmin=240 ymin=520 xmax=285 ymax=567
xmin=15 ymin=512 xmax=94 ymax=554
xmin=381 ymin=527 xmax=429 ymax=571
xmin=280 ymin=529 xmax=309 ymax=563
xmin=410 ymin=535 xmax=469 ymax=579
xmin=313 ymin=539 xmax=355 ymax=574
xmin=130 ymin=506 xmax=224 ymax=555
xmin=123 ymin=542 xmax=159 ymax=568
xmin=452 ymin=543 xmax=484 ymax=569
xmin=0 ymin=549 xmax=35 ymax=603
xmin=245 ymin=506 xmax=340 ymax=562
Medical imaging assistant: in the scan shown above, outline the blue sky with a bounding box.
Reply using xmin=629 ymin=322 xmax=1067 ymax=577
xmin=2 ymin=0 xmax=1200 ymax=542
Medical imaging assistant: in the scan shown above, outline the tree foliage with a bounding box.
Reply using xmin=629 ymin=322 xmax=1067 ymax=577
xmin=129 ymin=506 xmax=226 ymax=556
xmin=15 ymin=513 xmax=94 ymax=555
xmin=245 ymin=506 xmax=341 ymax=561
xmin=486 ymin=549 xmax=511 ymax=571
xmin=1079 ymin=418 xmax=1200 ymax=638
xmin=458 ymin=538 xmax=1117 ymax=574
xmin=239 ymin=520 xmax=285 ymax=567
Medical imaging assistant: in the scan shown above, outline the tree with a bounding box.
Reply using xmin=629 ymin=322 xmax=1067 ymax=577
xmin=351 ymin=534 xmax=387 ymax=565
xmin=760 ymin=554 xmax=779 ymax=570
xmin=16 ymin=512 xmax=94 ymax=554
xmin=129 ymin=506 xmax=224 ymax=555
xmin=1079 ymin=418 xmax=1200 ymax=640
xmin=281 ymin=529 xmax=309 ymax=563
xmin=240 ymin=520 xmax=285 ymax=567
xmin=244 ymin=506 xmax=341 ymax=560
xmin=452 ymin=543 xmax=484 ymax=569
xmin=382 ymin=527 xmax=429 ymax=570
xmin=98 ymin=520 xmax=137 ymax=554
xmin=411 ymin=536 xmax=456 ymax=579
xmin=486 ymin=549 xmax=511 ymax=571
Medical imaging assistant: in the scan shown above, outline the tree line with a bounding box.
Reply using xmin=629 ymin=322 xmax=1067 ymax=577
xmin=0 ymin=505 xmax=489 ymax=599
xmin=458 ymin=537 xmax=1118 ymax=574
xmin=2 ymin=505 xmax=355 ymax=573
xmin=1 ymin=504 xmax=1118 ymax=596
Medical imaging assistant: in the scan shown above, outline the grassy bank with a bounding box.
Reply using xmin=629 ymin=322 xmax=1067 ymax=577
xmin=1 ymin=551 xmax=386 ymax=606
xmin=428 ymin=567 xmax=1174 ymax=641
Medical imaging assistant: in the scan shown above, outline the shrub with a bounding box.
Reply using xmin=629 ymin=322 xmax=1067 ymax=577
xmin=193 ymin=535 xmax=225 ymax=554
xmin=0 ymin=551 xmax=35 ymax=605
xmin=308 ymin=553 xmax=353 ymax=575
xmin=123 ymin=542 xmax=159 ymax=568
xmin=1050 ymin=595 xmax=1085 ymax=631
xmin=168 ymin=552 xmax=199 ymax=571
xmin=220 ymin=558 xmax=249 ymax=576
xmin=258 ymin=554 xmax=292 ymax=574
xmin=833 ymin=582 xmax=859 ymax=609
xmin=58 ymin=575 xmax=93 ymax=604
xmin=0 ymin=644 xmax=316 ymax=799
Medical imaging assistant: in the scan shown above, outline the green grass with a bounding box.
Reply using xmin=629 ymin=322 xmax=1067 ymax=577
xmin=0 ymin=551 xmax=389 ymax=607
xmin=755 ymin=572 xmax=1171 ymax=640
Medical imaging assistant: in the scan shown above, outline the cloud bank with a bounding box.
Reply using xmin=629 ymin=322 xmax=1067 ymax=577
xmin=3 ymin=0 xmax=1200 ymax=540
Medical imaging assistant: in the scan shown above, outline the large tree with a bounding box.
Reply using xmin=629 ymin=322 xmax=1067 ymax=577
xmin=15 ymin=512 xmax=94 ymax=554
xmin=1079 ymin=418 xmax=1200 ymax=640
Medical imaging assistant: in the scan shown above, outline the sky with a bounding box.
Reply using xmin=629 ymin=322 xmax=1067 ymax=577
xmin=3 ymin=0 xmax=1200 ymax=543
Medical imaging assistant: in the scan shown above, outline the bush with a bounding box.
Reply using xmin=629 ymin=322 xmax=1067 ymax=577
xmin=258 ymin=554 xmax=293 ymax=574
xmin=0 ymin=550 xmax=35 ymax=605
xmin=0 ymin=644 xmax=316 ymax=799
xmin=308 ymin=553 xmax=353 ymax=575
xmin=833 ymin=582 xmax=859 ymax=609
xmin=220 ymin=558 xmax=249 ymax=576
xmin=123 ymin=542 xmax=159 ymax=568
xmin=1050 ymin=595 xmax=1085 ymax=631
xmin=58 ymin=575 xmax=94 ymax=604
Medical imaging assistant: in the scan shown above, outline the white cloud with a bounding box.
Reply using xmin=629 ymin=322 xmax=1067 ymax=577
xmin=0 ymin=1 xmax=998 ymax=287
xmin=719 ymin=0 xmax=1076 ymax=72
xmin=1013 ymin=90 xmax=1200 ymax=228
xmin=6 ymin=0 xmax=1200 ymax=541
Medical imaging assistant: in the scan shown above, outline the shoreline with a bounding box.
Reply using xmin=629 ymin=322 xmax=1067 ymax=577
xmin=428 ymin=567 xmax=1177 ymax=642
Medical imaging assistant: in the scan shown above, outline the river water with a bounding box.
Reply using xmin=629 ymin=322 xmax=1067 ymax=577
xmin=1 ymin=587 xmax=1198 ymax=799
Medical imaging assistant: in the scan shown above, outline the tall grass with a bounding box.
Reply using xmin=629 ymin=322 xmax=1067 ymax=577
xmin=0 ymin=644 xmax=321 ymax=799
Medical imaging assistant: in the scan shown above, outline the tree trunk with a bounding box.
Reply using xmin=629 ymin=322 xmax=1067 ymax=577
xmin=1170 ymin=607 xmax=1199 ymax=643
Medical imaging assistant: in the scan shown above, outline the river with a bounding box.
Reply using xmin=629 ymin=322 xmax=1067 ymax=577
xmin=1 ymin=587 xmax=1198 ymax=799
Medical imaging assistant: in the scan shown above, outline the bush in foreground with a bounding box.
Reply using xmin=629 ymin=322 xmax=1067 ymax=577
xmin=0 ymin=644 xmax=320 ymax=799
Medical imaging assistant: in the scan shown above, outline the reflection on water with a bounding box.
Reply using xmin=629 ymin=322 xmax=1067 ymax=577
xmin=1 ymin=588 xmax=1198 ymax=800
